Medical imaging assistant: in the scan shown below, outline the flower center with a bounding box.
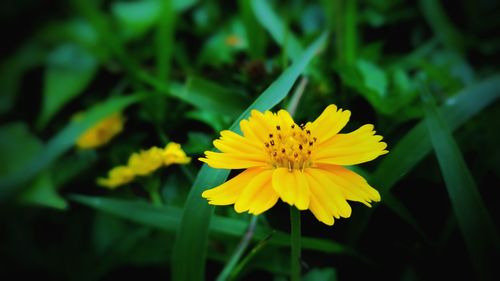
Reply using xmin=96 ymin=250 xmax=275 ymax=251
xmin=264 ymin=123 xmax=317 ymax=171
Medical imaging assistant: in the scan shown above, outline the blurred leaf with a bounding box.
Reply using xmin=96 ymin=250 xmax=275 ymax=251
xmin=348 ymin=74 xmax=500 ymax=243
xmin=70 ymin=195 xmax=349 ymax=255
xmin=186 ymin=110 xmax=231 ymax=132
xmin=0 ymin=44 xmax=45 ymax=115
xmin=238 ymin=0 xmax=267 ymax=58
xmin=112 ymin=0 xmax=161 ymax=40
xmin=303 ymin=268 xmax=337 ymax=281
xmin=184 ymin=132 xmax=213 ymax=154
xmin=423 ymin=88 xmax=500 ymax=280
xmin=19 ymin=172 xmax=67 ymax=209
xmin=356 ymin=59 xmax=387 ymax=98
xmin=112 ymin=0 xmax=196 ymax=41
xmin=170 ymin=77 xmax=250 ymax=117
xmin=38 ymin=44 xmax=98 ymax=128
xmin=419 ymin=0 xmax=464 ymax=53
xmin=171 ymin=32 xmax=328 ymax=281
xmin=0 ymin=122 xmax=67 ymax=209
xmin=0 ymin=94 xmax=145 ymax=201
xmin=52 ymin=150 xmax=98 ymax=187
xmin=0 ymin=122 xmax=41 ymax=176
xmin=198 ymin=19 xmax=247 ymax=66
xmin=251 ymin=0 xmax=303 ymax=60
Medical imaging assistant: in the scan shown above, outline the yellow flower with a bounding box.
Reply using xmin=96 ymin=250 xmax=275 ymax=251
xmin=163 ymin=142 xmax=191 ymax=165
xmin=76 ymin=113 xmax=124 ymax=149
xmin=97 ymin=166 xmax=134 ymax=189
xmin=200 ymin=105 xmax=388 ymax=226
xmin=128 ymin=147 xmax=164 ymax=176
xmin=97 ymin=142 xmax=191 ymax=189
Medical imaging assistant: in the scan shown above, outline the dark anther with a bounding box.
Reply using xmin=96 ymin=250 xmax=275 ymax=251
xmin=281 ymin=148 xmax=286 ymax=153
xmin=265 ymin=142 xmax=269 ymax=148
xmin=309 ymin=141 xmax=313 ymax=146
xmin=294 ymin=152 xmax=298 ymax=158
xmin=306 ymin=130 xmax=311 ymax=135
xmin=308 ymin=150 xmax=311 ymax=155
xmin=291 ymin=124 xmax=295 ymax=129
xmin=276 ymin=125 xmax=281 ymax=130
xmin=299 ymin=144 xmax=303 ymax=150
xmin=270 ymin=140 xmax=275 ymax=146
xmin=273 ymin=151 xmax=277 ymax=156
xmin=313 ymin=137 xmax=317 ymax=142
xmin=269 ymin=133 xmax=273 ymax=138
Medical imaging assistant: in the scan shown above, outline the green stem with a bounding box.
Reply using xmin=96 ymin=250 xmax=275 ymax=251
xmin=290 ymin=206 xmax=301 ymax=281
xmin=145 ymin=178 xmax=163 ymax=206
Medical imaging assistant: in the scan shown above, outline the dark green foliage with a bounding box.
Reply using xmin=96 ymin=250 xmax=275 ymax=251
xmin=1 ymin=0 xmax=499 ymax=280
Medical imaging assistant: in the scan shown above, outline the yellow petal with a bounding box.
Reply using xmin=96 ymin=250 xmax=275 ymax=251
xmin=200 ymin=151 xmax=267 ymax=169
xmin=318 ymin=164 xmax=381 ymax=206
xmin=234 ymin=169 xmax=275 ymax=213
xmin=307 ymin=105 xmax=350 ymax=145
xmin=248 ymin=181 xmax=279 ymax=215
xmin=202 ymin=168 xmax=261 ymax=205
xmin=219 ymin=130 xmax=264 ymax=153
xmin=305 ymin=168 xmax=352 ymax=219
xmin=241 ymin=110 xmax=277 ymax=142
xmin=272 ymin=168 xmax=310 ymax=210
xmin=313 ymin=124 xmax=388 ymax=165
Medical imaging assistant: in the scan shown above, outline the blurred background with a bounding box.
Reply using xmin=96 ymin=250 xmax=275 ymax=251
xmin=1 ymin=0 xmax=499 ymax=280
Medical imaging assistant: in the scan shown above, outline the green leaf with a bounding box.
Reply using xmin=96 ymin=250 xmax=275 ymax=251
xmin=238 ymin=0 xmax=267 ymax=59
xmin=112 ymin=0 xmax=195 ymax=41
xmin=70 ymin=195 xmax=349 ymax=255
xmin=422 ymin=87 xmax=500 ymax=280
xmin=0 ymin=44 xmax=45 ymax=115
xmin=0 ymin=122 xmax=67 ymax=209
xmin=251 ymin=0 xmax=303 ymax=60
xmin=38 ymin=44 xmax=98 ymax=129
xmin=170 ymin=77 xmax=250 ymax=117
xmin=356 ymin=59 xmax=387 ymax=98
xmin=419 ymin=0 xmax=464 ymax=53
xmin=19 ymin=172 xmax=67 ymax=210
xmin=303 ymin=268 xmax=337 ymax=281
xmin=376 ymin=75 xmax=500 ymax=193
xmin=0 ymin=94 xmax=145 ymax=201
xmin=171 ymin=32 xmax=328 ymax=281
xmin=348 ymin=74 xmax=500 ymax=243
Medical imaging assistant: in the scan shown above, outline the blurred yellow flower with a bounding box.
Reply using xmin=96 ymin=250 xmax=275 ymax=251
xmin=163 ymin=142 xmax=192 ymax=165
xmin=97 ymin=166 xmax=134 ymax=189
xmin=225 ymin=34 xmax=242 ymax=47
xmin=76 ymin=113 xmax=124 ymax=149
xmin=200 ymin=105 xmax=388 ymax=226
xmin=128 ymin=147 xmax=164 ymax=176
xmin=98 ymin=142 xmax=191 ymax=189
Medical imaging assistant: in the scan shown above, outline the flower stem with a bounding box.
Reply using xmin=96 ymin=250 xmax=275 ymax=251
xmin=290 ymin=206 xmax=301 ymax=281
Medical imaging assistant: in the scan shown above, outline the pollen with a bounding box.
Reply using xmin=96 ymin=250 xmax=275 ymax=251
xmin=264 ymin=123 xmax=316 ymax=171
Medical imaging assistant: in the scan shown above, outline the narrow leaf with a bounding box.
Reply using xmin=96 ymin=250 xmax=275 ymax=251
xmin=423 ymin=87 xmax=500 ymax=280
xmin=70 ymin=195 xmax=349 ymax=255
xmin=251 ymin=0 xmax=303 ymax=60
xmin=348 ymin=74 xmax=500 ymax=243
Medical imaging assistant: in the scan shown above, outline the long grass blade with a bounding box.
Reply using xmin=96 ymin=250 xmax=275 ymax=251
xmin=348 ymin=74 xmax=500 ymax=243
xmin=422 ymin=86 xmax=500 ymax=280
